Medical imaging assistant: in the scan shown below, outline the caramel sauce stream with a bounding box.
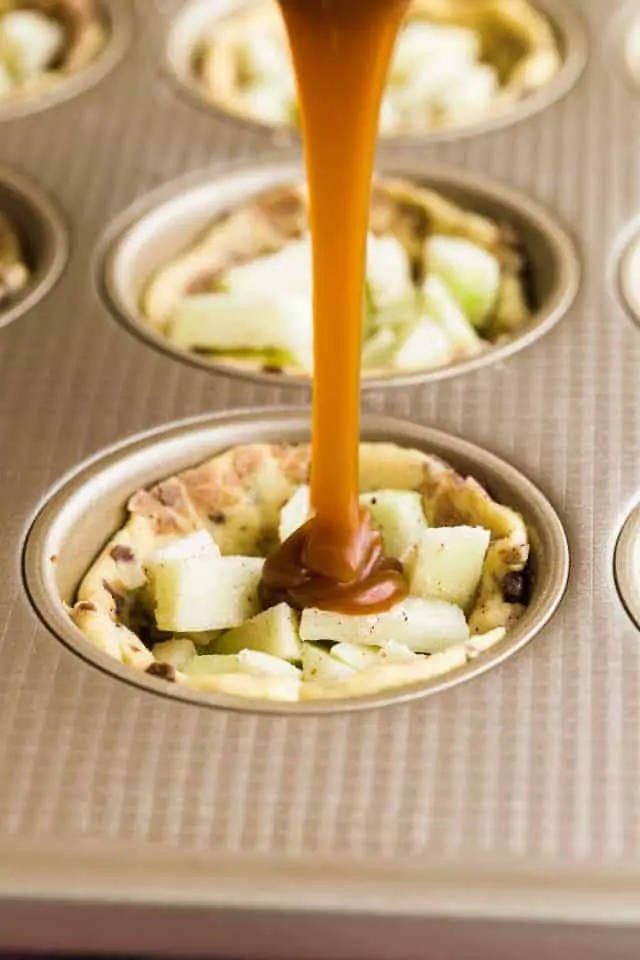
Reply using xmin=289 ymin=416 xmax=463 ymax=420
xmin=260 ymin=0 xmax=410 ymax=615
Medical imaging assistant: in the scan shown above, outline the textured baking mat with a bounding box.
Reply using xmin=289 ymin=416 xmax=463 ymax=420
xmin=2 ymin=0 xmax=640 ymax=953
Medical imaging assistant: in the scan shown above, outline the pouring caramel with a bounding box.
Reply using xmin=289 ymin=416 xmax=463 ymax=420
xmin=260 ymin=0 xmax=410 ymax=614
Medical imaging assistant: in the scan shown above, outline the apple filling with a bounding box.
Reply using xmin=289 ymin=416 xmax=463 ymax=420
xmin=70 ymin=441 xmax=531 ymax=703
xmin=191 ymin=0 xmax=561 ymax=136
xmin=142 ymin=178 xmax=534 ymax=379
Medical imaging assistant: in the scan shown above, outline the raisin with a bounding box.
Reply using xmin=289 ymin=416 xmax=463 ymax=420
xmin=502 ymin=571 xmax=528 ymax=604
xmin=110 ymin=544 xmax=134 ymax=563
xmin=146 ymin=662 xmax=177 ymax=683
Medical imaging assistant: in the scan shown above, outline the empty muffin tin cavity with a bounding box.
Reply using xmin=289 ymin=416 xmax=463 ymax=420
xmin=24 ymin=409 xmax=570 ymax=714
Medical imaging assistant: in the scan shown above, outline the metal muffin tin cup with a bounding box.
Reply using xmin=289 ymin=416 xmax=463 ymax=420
xmin=614 ymin=217 xmax=640 ymax=330
xmin=606 ymin=0 xmax=640 ymax=96
xmin=163 ymin=0 xmax=587 ymax=145
xmin=0 ymin=0 xmax=134 ymax=123
xmin=0 ymin=166 xmax=68 ymax=329
xmin=98 ymin=156 xmax=580 ymax=390
xmin=23 ymin=407 xmax=570 ymax=716
xmin=614 ymin=502 xmax=640 ymax=630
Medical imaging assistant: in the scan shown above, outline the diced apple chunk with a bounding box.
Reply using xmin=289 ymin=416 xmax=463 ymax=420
xmin=426 ymin=236 xmax=500 ymax=329
xmin=185 ymin=653 xmax=240 ymax=676
xmin=366 ymin=234 xmax=414 ymax=309
xmin=332 ymin=640 xmax=416 ymax=668
xmin=391 ymin=319 xmax=454 ymax=370
xmin=146 ymin=553 xmax=264 ymax=632
xmin=153 ymin=637 xmax=196 ymax=671
xmin=280 ymin=487 xmax=428 ymax=561
xmin=177 ymin=629 xmax=224 ymax=648
xmin=302 ymin=645 xmax=469 ymax=701
xmin=302 ymin=643 xmax=355 ymax=682
xmin=238 ymin=650 xmax=301 ymax=679
xmin=150 ymin=530 xmax=220 ymax=563
xmin=373 ymin=300 xmax=420 ymax=330
xmin=188 ymin=649 xmax=304 ymax=680
xmin=165 ymin=643 xmax=298 ymax=681
xmin=359 ymin=489 xmax=428 ymax=561
xmin=378 ymin=640 xmax=418 ymax=664
xmin=390 ymin=22 xmax=478 ymax=86
xmin=242 ymin=84 xmax=294 ymax=125
xmin=410 ymin=526 xmax=490 ymax=612
xmin=278 ymin=484 xmax=311 ymax=542
xmin=436 ymin=64 xmax=499 ymax=125
xmin=331 ymin=642 xmax=380 ymax=669
xmin=422 ymin=275 xmax=482 ymax=355
xmin=361 ymin=326 xmax=396 ymax=368
xmin=167 ymin=292 xmax=312 ymax=368
xmin=300 ymin=596 xmax=468 ymax=653
xmin=239 ymin=33 xmax=292 ymax=86
xmin=216 ymin=602 xmax=302 ymax=661
xmin=0 ymin=11 xmax=64 ymax=81
xmin=225 ymin=239 xmax=312 ymax=298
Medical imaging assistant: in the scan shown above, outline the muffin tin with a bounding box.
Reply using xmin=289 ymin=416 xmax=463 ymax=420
xmin=23 ymin=408 xmax=569 ymax=713
xmin=4 ymin=0 xmax=640 ymax=955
